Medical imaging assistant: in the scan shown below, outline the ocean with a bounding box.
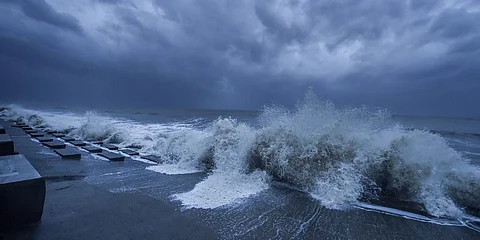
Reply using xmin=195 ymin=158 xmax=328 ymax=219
xmin=1 ymin=93 xmax=480 ymax=235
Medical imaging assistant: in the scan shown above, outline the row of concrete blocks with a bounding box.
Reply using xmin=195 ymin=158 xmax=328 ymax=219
xmin=17 ymin=124 xmax=145 ymax=162
xmin=0 ymin=123 xmax=46 ymax=228
xmin=7 ymin=124 xmax=165 ymax=165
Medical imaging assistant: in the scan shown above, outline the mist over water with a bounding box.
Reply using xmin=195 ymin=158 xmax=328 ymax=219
xmin=2 ymin=90 xmax=480 ymax=223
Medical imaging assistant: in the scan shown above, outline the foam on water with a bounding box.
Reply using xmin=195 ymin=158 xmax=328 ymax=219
xmin=2 ymin=91 xmax=480 ymax=221
xmin=173 ymin=171 xmax=269 ymax=209
xmin=354 ymin=202 xmax=463 ymax=226
xmin=171 ymin=117 xmax=269 ymax=209
xmin=146 ymin=164 xmax=202 ymax=175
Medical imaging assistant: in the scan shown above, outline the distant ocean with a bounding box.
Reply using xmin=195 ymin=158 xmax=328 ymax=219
xmin=2 ymin=92 xmax=480 ymax=230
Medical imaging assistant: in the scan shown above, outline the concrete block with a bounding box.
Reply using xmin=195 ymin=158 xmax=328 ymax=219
xmin=52 ymin=133 xmax=65 ymax=138
xmin=0 ymin=154 xmax=46 ymax=226
xmin=21 ymin=126 xmax=33 ymax=130
xmin=0 ymin=125 xmax=5 ymax=134
xmin=54 ymin=147 xmax=81 ymax=159
xmin=70 ymin=140 xmax=86 ymax=147
xmin=120 ymin=149 xmax=139 ymax=156
xmin=25 ymin=130 xmax=38 ymax=134
xmin=61 ymin=136 xmax=75 ymax=142
xmin=103 ymin=144 xmax=118 ymax=150
xmin=11 ymin=124 xmax=28 ymax=128
xmin=82 ymin=145 xmax=102 ymax=153
xmin=90 ymin=141 xmax=103 ymax=145
xmin=141 ymin=155 xmax=162 ymax=163
xmin=36 ymin=137 xmax=53 ymax=142
xmin=43 ymin=140 xmax=66 ymax=149
xmin=46 ymin=130 xmax=56 ymax=134
xmin=0 ymin=134 xmax=15 ymax=156
xmin=30 ymin=132 xmax=45 ymax=138
xmin=98 ymin=151 xmax=125 ymax=161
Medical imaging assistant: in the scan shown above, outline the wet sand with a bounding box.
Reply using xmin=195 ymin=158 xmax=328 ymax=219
xmin=1 ymin=120 xmax=479 ymax=239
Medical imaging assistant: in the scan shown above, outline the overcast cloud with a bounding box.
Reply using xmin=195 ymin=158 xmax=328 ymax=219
xmin=0 ymin=0 xmax=479 ymax=117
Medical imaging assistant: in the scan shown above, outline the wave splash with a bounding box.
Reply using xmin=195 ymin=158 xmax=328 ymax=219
xmin=2 ymin=91 xmax=480 ymax=220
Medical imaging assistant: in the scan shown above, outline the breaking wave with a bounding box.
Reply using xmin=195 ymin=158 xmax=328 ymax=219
xmin=2 ymin=90 xmax=480 ymax=221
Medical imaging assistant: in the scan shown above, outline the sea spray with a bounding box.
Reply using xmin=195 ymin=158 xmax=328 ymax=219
xmin=2 ymin=92 xmax=480 ymax=218
xmin=174 ymin=117 xmax=269 ymax=209
xmin=146 ymin=128 xmax=210 ymax=174
xmin=71 ymin=111 xmax=125 ymax=143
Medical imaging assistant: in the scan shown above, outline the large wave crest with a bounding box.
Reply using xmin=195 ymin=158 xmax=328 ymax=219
xmin=2 ymin=91 xmax=480 ymax=219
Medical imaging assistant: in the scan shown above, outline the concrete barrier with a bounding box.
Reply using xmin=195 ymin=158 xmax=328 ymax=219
xmin=0 ymin=134 xmax=15 ymax=156
xmin=82 ymin=145 xmax=102 ymax=153
xmin=70 ymin=140 xmax=86 ymax=147
xmin=141 ymin=155 xmax=162 ymax=163
xmin=54 ymin=148 xmax=81 ymax=159
xmin=98 ymin=151 xmax=125 ymax=161
xmin=52 ymin=133 xmax=65 ymax=138
xmin=36 ymin=137 xmax=54 ymax=142
xmin=43 ymin=140 xmax=66 ymax=149
xmin=103 ymin=144 xmax=119 ymax=150
xmin=90 ymin=141 xmax=103 ymax=145
xmin=61 ymin=136 xmax=75 ymax=142
xmin=120 ymin=149 xmax=139 ymax=156
xmin=11 ymin=124 xmax=28 ymax=128
xmin=0 ymin=154 xmax=46 ymax=226
xmin=30 ymin=132 xmax=45 ymax=138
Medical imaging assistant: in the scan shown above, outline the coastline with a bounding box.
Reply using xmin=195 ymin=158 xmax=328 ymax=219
xmin=1 ymin=119 xmax=480 ymax=239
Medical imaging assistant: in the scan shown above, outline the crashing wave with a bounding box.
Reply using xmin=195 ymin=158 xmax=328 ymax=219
xmin=2 ymin=91 xmax=480 ymax=219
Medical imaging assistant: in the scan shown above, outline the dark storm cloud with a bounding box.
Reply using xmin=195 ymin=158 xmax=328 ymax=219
xmin=1 ymin=0 xmax=83 ymax=33
xmin=0 ymin=0 xmax=479 ymax=117
xmin=22 ymin=0 xmax=82 ymax=33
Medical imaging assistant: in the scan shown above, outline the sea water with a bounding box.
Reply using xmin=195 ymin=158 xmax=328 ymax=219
xmin=1 ymin=92 xmax=479 ymax=227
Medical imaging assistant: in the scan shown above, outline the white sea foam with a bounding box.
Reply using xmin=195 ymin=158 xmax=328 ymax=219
xmin=173 ymin=171 xmax=269 ymax=209
xmin=354 ymin=202 xmax=463 ymax=226
xmin=2 ymin=91 xmax=480 ymax=219
xmin=146 ymin=164 xmax=201 ymax=175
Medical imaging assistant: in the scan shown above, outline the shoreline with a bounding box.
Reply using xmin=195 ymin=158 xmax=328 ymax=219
xmin=1 ymin=119 xmax=480 ymax=239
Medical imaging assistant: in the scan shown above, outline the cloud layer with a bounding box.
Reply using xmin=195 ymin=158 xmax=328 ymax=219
xmin=1 ymin=0 xmax=479 ymax=117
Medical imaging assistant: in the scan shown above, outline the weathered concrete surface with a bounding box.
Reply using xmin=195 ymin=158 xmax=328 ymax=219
xmin=43 ymin=140 xmax=66 ymax=149
xmin=141 ymin=155 xmax=162 ymax=163
xmin=0 ymin=134 xmax=14 ymax=156
xmin=120 ymin=149 xmax=139 ymax=156
xmin=11 ymin=124 xmax=28 ymax=128
xmin=98 ymin=151 xmax=124 ymax=162
xmin=90 ymin=141 xmax=103 ymax=145
xmin=61 ymin=136 xmax=75 ymax=142
xmin=0 ymin=154 xmax=46 ymax=227
xmin=70 ymin=140 xmax=86 ymax=147
xmin=29 ymin=132 xmax=45 ymax=138
xmin=54 ymin=147 xmax=81 ymax=159
xmin=82 ymin=145 xmax=102 ymax=153
xmin=36 ymin=137 xmax=53 ymax=142
xmin=52 ymin=133 xmax=65 ymax=138
xmin=103 ymin=144 xmax=119 ymax=150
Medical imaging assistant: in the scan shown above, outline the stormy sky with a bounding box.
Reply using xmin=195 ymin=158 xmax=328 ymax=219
xmin=0 ymin=0 xmax=479 ymax=117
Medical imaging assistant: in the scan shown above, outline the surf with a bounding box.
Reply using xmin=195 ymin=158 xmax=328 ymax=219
xmin=2 ymin=90 xmax=480 ymax=224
